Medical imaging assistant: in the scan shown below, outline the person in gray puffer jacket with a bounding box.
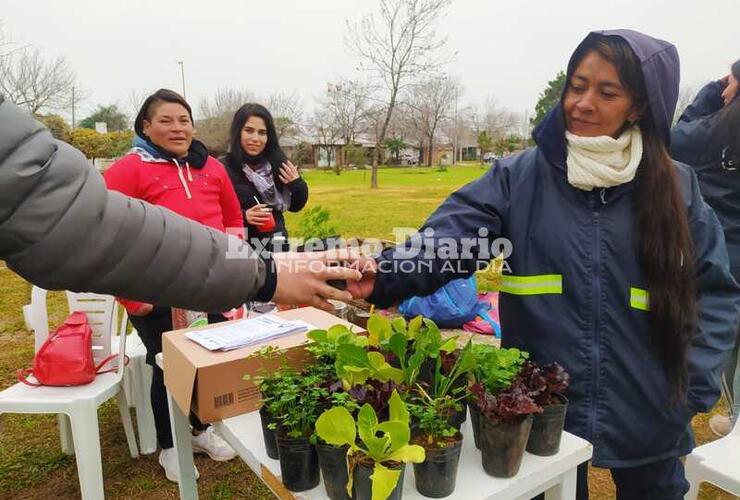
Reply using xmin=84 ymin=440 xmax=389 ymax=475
xmin=0 ymin=95 xmax=362 ymax=311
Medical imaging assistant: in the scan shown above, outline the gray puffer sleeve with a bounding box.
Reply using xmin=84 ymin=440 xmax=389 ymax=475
xmin=0 ymin=97 xmax=276 ymax=310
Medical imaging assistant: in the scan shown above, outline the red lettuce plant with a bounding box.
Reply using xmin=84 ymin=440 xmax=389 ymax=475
xmin=518 ymin=361 xmax=570 ymax=406
xmin=470 ymin=380 xmax=542 ymax=425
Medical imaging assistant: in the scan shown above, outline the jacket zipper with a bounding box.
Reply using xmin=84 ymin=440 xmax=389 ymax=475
xmin=590 ymin=188 xmax=606 ymax=444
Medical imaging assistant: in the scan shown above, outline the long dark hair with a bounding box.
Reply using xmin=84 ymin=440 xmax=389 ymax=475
xmin=566 ymin=35 xmax=697 ymax=400
xmin=134 ymin=88 xmax=193 ymax=139
xmin=224 ymin=103 xmax=286 ymax=172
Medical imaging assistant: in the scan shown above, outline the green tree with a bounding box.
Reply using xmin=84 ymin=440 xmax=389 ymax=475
xmin=290 ymin=141 xmax=314 ymax=167
xmin=531 ymin=71 xmax=566 ymax=127
xmin=80 ymin=104 xmax=129 ymax=132
xmin=477 ymin=131 xmax=493 ymax=164
xmin=108 ymin=130 xmax=135 ymax=158
xmin=343 ymin=144 xmax=366 ymax=171
xmin=67 ymin=128 xmax=113 ymax=161
xmin=297 ymin=206 xmax=338 ymax=240
xmin=493 ymin=135 xmax=523 ymax=157
xmin=384 ymin=137 xmax=406 ymax=164
xmin=37 ymin=114 xmax=71 ymax=141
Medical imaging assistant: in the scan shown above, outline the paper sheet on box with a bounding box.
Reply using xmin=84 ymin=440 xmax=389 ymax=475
xmin=185 ymin=314 xmax=315 ymax=351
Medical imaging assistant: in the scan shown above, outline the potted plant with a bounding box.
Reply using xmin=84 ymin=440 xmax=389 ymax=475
xmin=307 ymin=324 xmax=368 ymax=365
xmin=245 ymin=345 xmax=294 ymax=460
xmin=263 ymin=368 xmax=327 ymax=491
xmin=519 ymin=361 xmax=570 ymax=456
xmin=470 ymin=379 xmax=542 ymax=478
xmin=251 ymin=367 xmax=291 ymax=460
xmin=314 ymin=390 xmax=359 ymax=500
xmin=315 ymin=390 xmax=425 ymax=500
xmin=380 ymin=315 xmax=457 ymax=387
xmin=408 ymin=340 xmax=475 ymax=498
xmin=468 ymin=345 xmax=529 ymax=449
xmin=334 ymin=342 xmax=403 ymax=390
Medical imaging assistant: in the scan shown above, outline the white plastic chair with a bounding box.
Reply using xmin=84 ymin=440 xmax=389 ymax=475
xmin=66 ymin=291 xmax=157 ymax=455
xmin=685 ymin=416 xmax=740 ymax=499
xmin=0 ymin=287 xmax=138 ymax=500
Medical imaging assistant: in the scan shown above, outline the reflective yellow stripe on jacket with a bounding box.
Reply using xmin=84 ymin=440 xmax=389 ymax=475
xmin=630 ymin=287 xmax=650 ymax=311
xmin=500 ymin=274 xmax=563 ymax=295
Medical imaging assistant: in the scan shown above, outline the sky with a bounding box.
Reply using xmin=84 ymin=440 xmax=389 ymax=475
xmin=2 ymin=0 xmax=738 ymax=122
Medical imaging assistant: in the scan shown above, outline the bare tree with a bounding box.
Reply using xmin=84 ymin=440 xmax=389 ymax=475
xmin=199 ymin=87 xmax=254 ymax=121
xmin=480 ymin=98 xmax=518 ymax=139
xmin=126 ymin=88 xmax=155 ymax=126
xmin=0 ymin=46 xmax=77 ymax=115
xmin=322 ymin=78 xmax=372 ymax=145
xmin=347 ymin=0 xmax=452 ymax=188
xmin=196 ymin=86 xmax=254 ymax=154
xmin=311 ymin=108 xmax=342 ymax=173
xmin=405 ymin=75 xmax=459 ymax=166
xmin=265 ymin=91 xmax=303 ymax=139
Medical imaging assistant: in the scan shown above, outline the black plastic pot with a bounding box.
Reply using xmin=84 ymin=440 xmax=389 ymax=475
xmin=317 ymin=443 xmax=351 ymax=500
xmin=259 ymin=406 xmax=279 ymax=459
xmin=479 ymin=414 xmax=533 ymax=478
xmin=527 ymin=394 xmax=568 ymax=456
xmin=413 ymin=435 xmax=463 ymax=498
xmin=352 ymin=461 xmax=405 ymax=500
xmin=276 ymin=436 xmax=320 ymax=492
xmin=468 ymin=401 xmax=481 ymax=450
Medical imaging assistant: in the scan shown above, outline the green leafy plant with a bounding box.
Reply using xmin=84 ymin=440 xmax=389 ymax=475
xmin=262 ymin=368 xmax=328 ymax=439
xmin=472 ymin=344 xmax=529 ymax=394
xmin=396 ymin=316 xmax=457 ymax=386
xmin=315 ymin=390 xmax=425 ymax=500
xmin=306 ymin=324 xmax=368 ymax=362
xmin=297 ymin=205 xmax=338 ymax=239
xmin=409 ymin=340 xmax=476 ymax=446
xmin=334 ymin=344 xmax=403 ymax=389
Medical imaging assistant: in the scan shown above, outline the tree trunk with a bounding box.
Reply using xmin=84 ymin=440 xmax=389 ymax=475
xmin=371 ymin=145 xmax=379 ymax=188
xmin=427 ymin=135 xmax=433 ymax=167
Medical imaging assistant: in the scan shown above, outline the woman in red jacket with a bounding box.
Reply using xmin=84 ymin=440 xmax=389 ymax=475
xmin=104 ymin=88 xmax=239 ymax=482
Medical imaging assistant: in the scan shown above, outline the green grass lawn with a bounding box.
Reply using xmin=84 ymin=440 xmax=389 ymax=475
xmin=284 ymin=164 xmax=489 ymax=239
xmin=0 ymin=164 xmax=735 ymax=499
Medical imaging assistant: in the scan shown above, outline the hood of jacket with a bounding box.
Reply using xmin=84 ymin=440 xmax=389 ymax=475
xmin=533 ymin=29 xmax=680 ymax=169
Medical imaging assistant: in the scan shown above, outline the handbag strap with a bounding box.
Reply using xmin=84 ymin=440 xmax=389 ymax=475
xmin=16 ymin=368 xmax=42 ymax=387
xmin=95 ymin=354 xmax=130 ymax=374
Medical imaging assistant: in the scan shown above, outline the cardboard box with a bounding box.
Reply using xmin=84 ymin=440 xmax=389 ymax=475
xmin=163 ymin=307 xmax=361 ymax=423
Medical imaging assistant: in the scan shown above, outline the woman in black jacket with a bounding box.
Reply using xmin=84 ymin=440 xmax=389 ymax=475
xmin=223 ymin=103 xmax=309 ymax=250
xmin=671 ymin=59 xmax=740 ymax=437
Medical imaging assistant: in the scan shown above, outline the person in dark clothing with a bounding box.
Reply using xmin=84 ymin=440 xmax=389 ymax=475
xmin=672 ymin=59 xmax=740 ymax=437
xmin=348 ymin=30 xmax=740 ymax=499
xmin=105 ymin=89 xmax=242 ymax=482
xmin=222 ymin=103 xmax=309 ymax=251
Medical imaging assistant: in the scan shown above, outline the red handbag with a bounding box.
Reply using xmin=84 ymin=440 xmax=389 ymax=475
xmin=17 ymin=311 xmax=121 ymax=387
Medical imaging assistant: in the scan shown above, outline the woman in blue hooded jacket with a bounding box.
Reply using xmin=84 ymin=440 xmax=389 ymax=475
xmin=351 ymin=30 xmax=740 ymax=498
xmin=672 ymin=59 xmax=740 ymax=437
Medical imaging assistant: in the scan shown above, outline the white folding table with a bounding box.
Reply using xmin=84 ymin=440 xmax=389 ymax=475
xmin=157 ymin=349 xmax=591 ymax=500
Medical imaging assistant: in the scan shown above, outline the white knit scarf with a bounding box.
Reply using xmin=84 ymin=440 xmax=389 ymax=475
xmin=565 ymin=126 xmax=643 ymax=191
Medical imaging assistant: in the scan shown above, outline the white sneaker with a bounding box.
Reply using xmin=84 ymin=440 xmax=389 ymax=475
xmin=191 ymin=427 xmax=237 ymax=461
xmin=158 ymin=448 xmax=200 ymax=483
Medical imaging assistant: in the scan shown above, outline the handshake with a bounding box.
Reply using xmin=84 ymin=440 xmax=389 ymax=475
xmin=270 ymin=250 xmax=379 ymax=312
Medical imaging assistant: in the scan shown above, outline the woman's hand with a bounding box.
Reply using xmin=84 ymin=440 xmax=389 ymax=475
xmin=245 ymin=204 xmax=272 ymax=226
xmin=278 ymin=160 xmax=300 ymax=184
